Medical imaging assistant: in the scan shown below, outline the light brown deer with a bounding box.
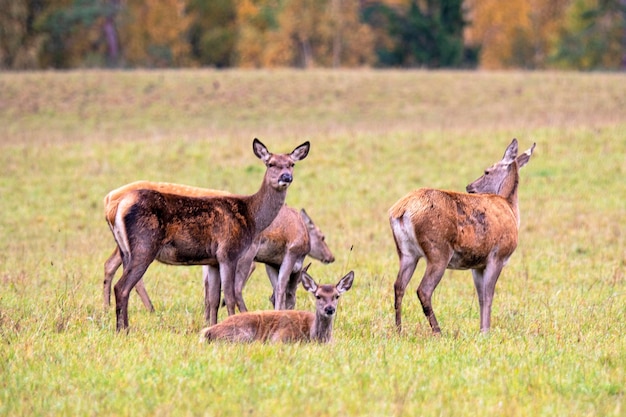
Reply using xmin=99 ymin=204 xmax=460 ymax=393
xmin=103 ymin=183 xmax=334 ymax=315
xmin=108 ymin=139 xmax=310 ymax=331
xmin=200 ymin=265 xmax=354 ymax=343
xmin=389 ymin=138 xmax=535 ymax=334
xmin=220 ymin=207 xmax=335 ymax=315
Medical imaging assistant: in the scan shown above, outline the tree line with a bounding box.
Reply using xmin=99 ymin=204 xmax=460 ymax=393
xmin=1 ymin=0 xmax=625 ymax=70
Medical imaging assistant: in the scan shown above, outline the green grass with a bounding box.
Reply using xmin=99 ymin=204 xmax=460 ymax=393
xmin=0 ymin=69 xmax=625 ymax=416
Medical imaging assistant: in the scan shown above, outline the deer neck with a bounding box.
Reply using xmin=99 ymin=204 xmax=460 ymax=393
xmin=499 ymin=164 xmax=520 ymax=226
xmin=311 ymin=312 xmax=334 ymax=343
xmin=247 ymin=178 xmax=288 ymax=234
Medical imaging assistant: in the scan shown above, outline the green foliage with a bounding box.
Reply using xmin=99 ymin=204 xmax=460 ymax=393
xmin=363 ymin=0 xmax=470 ymax=68
xmin=187 ymin=0 xmax=237 ymax=67
xmin=552 ymin=0 xmax=626 ymax=69
xmin=1 ymin=70 xmax=625 ymax=416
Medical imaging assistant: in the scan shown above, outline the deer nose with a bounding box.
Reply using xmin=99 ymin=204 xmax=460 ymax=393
xmin=466 ymin=184 xmax=476 ymax=194
xmin=324 ymin=306 xmax=335 ymax=316
xmin=322 ymin=255 xmax=335 ymax=264
xmin=278 ymin=173 xmax=293 ymax=184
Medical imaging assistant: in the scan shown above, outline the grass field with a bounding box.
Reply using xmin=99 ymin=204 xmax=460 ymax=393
xmin=0 ymin=69 xmax=625 ymax=416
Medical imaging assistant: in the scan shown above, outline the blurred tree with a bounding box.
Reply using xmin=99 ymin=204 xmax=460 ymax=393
xmin=0 ymin=0 xmax=47 ymax=69
xmin=120 ymin=0 xmax=193 ymax=67
xmin=187 ymin=0 xmax=236 ymax=67
xmin=235 ymin=0 xmax=373 ymax=68
xmin=38 ymin=0 xmax=121 ymax=68
xmin=465 ymin=0 xmax=570 ymax=69
xmin=551 ymin=0 xmax=626 ymax=69
xmin=363 ymin=0 xmax=470 ymax=67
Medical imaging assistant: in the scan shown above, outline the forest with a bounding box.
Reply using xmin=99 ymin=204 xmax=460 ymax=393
xmin=1 ymin=0 xmax=625 ymax=70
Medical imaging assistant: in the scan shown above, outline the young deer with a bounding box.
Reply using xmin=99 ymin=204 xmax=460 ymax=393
xmin=103 ymin=183 xmax=334 ymax=315
xmin=389 ymin=138 xmax=535 ymax=334
xmin=108 ymin=139 xmax=310 ymax=331
xmin=200 ymin=265 xmax=354 ymax=343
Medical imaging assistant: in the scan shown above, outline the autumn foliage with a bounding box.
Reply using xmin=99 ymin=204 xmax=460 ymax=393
xmin=0 ymin=0 xmax=624 ymax=70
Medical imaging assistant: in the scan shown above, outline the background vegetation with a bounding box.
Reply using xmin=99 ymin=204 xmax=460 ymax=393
xmin=1 ymin=0 xmax=625 ymax=70
xmin=0 ymin=69 xmax=625 ymax=415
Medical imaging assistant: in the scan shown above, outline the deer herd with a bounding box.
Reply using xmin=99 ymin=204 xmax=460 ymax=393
xmin=103 ymin=138 xmax=535 ymax=342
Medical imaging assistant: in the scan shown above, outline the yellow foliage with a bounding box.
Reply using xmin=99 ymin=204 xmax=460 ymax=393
xmin=120 ymin=0 xmax=193 ymax=67
xmin=465 ymin=0 xmax=569 ymax=69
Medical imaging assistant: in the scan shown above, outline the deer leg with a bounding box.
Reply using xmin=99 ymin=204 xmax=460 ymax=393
xmin=219 ymin=262 xmax=237 ymax=316
xmin=205 ymin=265 xmax=221 ymax=325
xmin=113 ymin=259 xmax=152 ymax=332
xmin=285 ymin=270 xmax=301 ymax=310
xmin=265 ymin=264 xmax=279 ymax=306
xmin=393 ymin=253 xmax=419 ymax=332
xmin=133 ymin=279 xmax=154 ymax=312
xmin=416 ymin=262 xmax=447 ymax=334
xmin=233 ymin=243 xmax=258 ymax=313
xmin=103 ymin=247 xmax=122 ymax=308
xmin=273 ymin=254 xmax=298 ymax=310
xmin=472 ymin=261 xmax=504 ymax=333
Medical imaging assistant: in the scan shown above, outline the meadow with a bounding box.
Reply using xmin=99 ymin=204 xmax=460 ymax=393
xmin=0 ymin=69 xmax=625 ymax=416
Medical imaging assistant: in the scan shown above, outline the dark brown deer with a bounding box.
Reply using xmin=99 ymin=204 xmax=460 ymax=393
xmin=200 ymin=265 xmax=354 ymax=343
xmin=389 ymin=138 xmax=535 ymax=334
xmin=108 ymin=139 xmax=310 ymax=331
xmin=103 ymin=183 xmax=334 ymax=315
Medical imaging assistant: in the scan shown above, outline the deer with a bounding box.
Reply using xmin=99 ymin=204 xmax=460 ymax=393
xmin=103 ymin=182 xmax=334 ymax=315
xmin=389 ymin=138 xmax=535 ymax=334
xmin=217 ymin=206 xmax=335 ymax=316
xmin=200 ymin=264 xmax=354 ymax=343
xmin=108 ymin=138 xmax=310 ymax=331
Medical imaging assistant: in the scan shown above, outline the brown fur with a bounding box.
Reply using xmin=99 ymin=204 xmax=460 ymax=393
xmin=200 ymin=266 xmax=354 ymax=343
xmin=103 ymin=183 xmax=334 ymax=316
xmin=109 ymin=139 xmax=309 ymax=331
xmin=389 ymin=139 xmax=535 ymax=334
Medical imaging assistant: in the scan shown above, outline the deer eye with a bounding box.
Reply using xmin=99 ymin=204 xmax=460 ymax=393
xmin=484 ymin=170 xmax=490 ymax=175
xmin=315 ymin=295 xmax=321 ymax=300
xmin=335 ymin=295 xmax=340 ymax=300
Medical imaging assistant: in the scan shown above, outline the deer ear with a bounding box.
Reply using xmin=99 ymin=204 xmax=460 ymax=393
xmin=253 ymin=138 xmax=271 ymax=162
xmin=290 ymin=141 xmax=310 ymax=162
xmin=516 ymin=143 xmax=536 ymax=168
xmin=502 ymin=138 xmax=518 ymax=164
xmin=300 ymin=270 xmax=318 ymax=294
xmin=336 ymin=271 xmax=354 ymax=294
xmin=300 ymin=208 xmax=312 ymax=226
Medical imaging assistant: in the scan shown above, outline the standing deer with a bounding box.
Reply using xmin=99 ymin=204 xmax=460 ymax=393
xmin=108 ymin=139 xmax=310 ymax=331
xmin=103 ymin=182 xmax=334 ymax=315
xmin=200 ymin=265 xmax=354 ymax=343
xmin=389 ymin=138 xmax=535 ymax=334
xmin=220 ymin=207 xmax=335 ymax=315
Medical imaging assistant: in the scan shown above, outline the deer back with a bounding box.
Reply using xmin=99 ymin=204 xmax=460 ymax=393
xmin=254 ymin=205 xmax=310 ymax=266
xmin=104 ymin=180 xmax=230 ymax=226
xmin=201 ymin=310 xmax=315 ymax=343
xmin=389 ymin=188 xmax=519 ymax=270
xmin=116 ymin=189 xmax=256 ymax=266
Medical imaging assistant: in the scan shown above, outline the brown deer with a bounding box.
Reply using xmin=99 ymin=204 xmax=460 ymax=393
xmin=108 ymin=139 xmax=310 ymax=331
xmin=103 ymin=180 xmax=230 ymax=311
xmin=389 ymin=138 xmax=535 ymax=334
xmin=200 ymin=265 xmax=354 ymax=343
xmin=220 ymin=207 xmax=335 ymax=315
xmin=103 ymin=183 xmax=334 ymax=315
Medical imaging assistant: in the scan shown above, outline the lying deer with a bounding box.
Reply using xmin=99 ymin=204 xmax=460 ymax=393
xmin=103 ymin=181 xmax=334 ymax=315
xmin=200 ymin=265 xmax=354 ymax=343
xmin=389 ymin=138 xmax=535 ymax=334
xmin=108 ymin=139 xmax=310 ymax=330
